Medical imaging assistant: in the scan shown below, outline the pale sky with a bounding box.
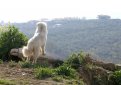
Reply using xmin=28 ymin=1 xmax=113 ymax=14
xmin=0 ymin=0 xmax=121 ymax=22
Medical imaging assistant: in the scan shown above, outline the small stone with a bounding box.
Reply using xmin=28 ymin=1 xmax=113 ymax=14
xmin=22 ymin=72 xmax=26 ymax=76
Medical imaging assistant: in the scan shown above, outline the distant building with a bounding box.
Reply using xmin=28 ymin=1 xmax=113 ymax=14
xmin=97 ymin=15 xmax=111 ymax=20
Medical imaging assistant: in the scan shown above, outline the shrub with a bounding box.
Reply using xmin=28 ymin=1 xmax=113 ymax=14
xmin=55 ymin=64 xmax=77 ymax=78
xmin=109 ymin=70 xmax=121 ymax=85
xmin=34 ymin=67 xmax=54 ymax=79
xmin=64 ymin=51 xmax=85 ymax=69
xmin=0 ymin=25 xmax=28 ymax=61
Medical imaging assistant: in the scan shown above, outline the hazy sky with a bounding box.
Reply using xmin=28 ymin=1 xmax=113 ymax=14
xmin=0 ymin=0 xmax=121 ymax=22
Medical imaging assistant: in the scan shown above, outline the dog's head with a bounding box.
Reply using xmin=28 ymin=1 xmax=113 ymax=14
xmin=36 ymin=22 xmax=47 ymax=33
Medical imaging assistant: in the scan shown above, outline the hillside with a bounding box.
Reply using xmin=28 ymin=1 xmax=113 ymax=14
xmin=0 ymin=53 xmax=121 ymax=85
xmin=0 ymin=62 xmax=69 ymax=85
xmin=12 ymin=17 xmax=121 ymax=63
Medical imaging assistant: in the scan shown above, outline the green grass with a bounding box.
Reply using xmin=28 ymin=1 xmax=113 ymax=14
xmin=0 ymin=79 xmax=15 ymax=85
xmin=32 ymin=55 xmax=80 ymax=80
xmin=52 ymin=76 xmax=63 ymax=82
xmin=0 ymin=52 xmax=86 ymax=84
xmin=109 ymin=70 xmax=121 ymax=85
xmin=0 ymin=59 xmax=3 ymax=64
xmin=19 ymin=61 xmax=33 ymax=68
xmin=8 ymin=60 xmax=17 ymax=67
xmin=64 ymin=51 xmax=86 ymax=69
xmin=34 ymin=67 xmax=54 ymax=79
xmin=5 ymin=52 xmax=86 ymax=83
xmin=55 ymin=64 xmax=77 ymax=78
xmin=34 ymin=64 xmax=78 ymax=80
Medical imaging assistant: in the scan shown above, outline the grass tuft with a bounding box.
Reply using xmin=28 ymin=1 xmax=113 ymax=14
xmin=34 ymin=67 xmax=54 ymax=79
xmin=0 ymin=59 xmax=3 ymax=64
xmin=52 ymin=76 xmax=63 ymax=82
xmin=8 ymin=60 xmax=17 ymax=67
xmin=55 ymin=64 xmax=77 ymax=78
xmin=0 ymin=79 xmax=15 ymax=85
xmin=64 ymin=51 xmax=86 ymax=69
xmin=19 ymin=61 xmax=33 ymax=68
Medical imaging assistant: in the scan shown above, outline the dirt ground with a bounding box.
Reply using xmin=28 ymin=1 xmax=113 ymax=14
xmin=0 ymin=63 xmax=67 ymax=85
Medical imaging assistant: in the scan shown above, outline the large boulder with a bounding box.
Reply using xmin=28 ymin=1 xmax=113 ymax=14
xmin=10 ymin=48 xmax=63 ymax=67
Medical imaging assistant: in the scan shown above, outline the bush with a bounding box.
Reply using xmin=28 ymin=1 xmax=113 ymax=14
xmin=109 ymin=70 xmax=121 ymax=85
xmin=34 ymin=67 xmax=54 ymax=79
xmin=64 ymin=51 xmax=85 ymax=69
xmin=0 ymin=25 xmax=28 ymax=61
xmin=55 ymin=64 xmax=77 ymax=78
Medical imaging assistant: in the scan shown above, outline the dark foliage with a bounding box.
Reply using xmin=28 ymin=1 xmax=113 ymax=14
xmin=0 ymin=25 xmax=28 ymax=61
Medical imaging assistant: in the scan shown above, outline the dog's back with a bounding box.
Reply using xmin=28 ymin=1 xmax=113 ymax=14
xmin=36 ymin=22 xmax=48 ymax=45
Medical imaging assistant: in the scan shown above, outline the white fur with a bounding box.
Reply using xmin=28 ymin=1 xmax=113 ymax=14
xmin=22 ymin=22 xmax=48 ymax=63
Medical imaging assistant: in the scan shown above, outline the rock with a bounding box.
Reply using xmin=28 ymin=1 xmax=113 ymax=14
xmin=84 ymin=54 xmax=117 ymax=71
xmin=79 ymin=54 xmax=120 ymax=85
xmin=10 ymin=48 xmax=23 ymax=58
xmin=10 ymin=48 xmax=63 ymax=67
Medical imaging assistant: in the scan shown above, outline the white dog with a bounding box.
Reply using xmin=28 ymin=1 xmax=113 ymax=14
xmin=22 ymin=22 xmax=48 ymax=63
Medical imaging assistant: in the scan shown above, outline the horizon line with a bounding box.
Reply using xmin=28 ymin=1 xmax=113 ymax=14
xmin=0 ymin=16 xmax=121 ymax=23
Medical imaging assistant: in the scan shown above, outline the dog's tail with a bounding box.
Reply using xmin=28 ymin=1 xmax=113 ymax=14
xmin=22 ymin=46 xmax=32 ymax=57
